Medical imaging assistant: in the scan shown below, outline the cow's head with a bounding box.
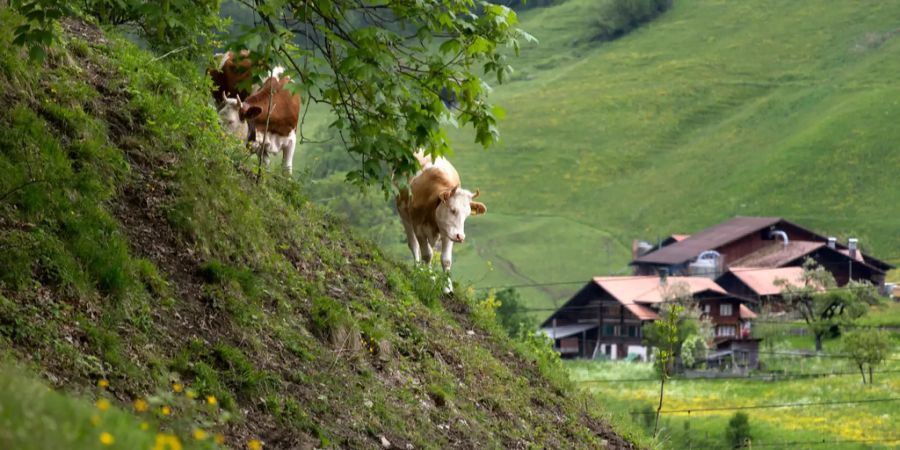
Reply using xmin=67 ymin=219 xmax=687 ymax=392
xmin=435 ymin=187 xmax=487 ymax=243
xmin=217 ymin=93 xmax=262 ymax=145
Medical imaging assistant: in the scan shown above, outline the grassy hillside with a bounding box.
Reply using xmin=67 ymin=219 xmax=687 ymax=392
xmin=0 ymin=10 xmax=640 ymax=449
xmin=433 ymin=0 xmax=900 ymax=313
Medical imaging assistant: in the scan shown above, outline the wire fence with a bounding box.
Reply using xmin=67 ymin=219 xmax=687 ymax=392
xmin=575 ymin=368 xmax=900 ymax=384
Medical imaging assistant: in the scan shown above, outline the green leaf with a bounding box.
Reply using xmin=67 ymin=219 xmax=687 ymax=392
xmin=491 ymin=105 xmax=506 ymax=120
xmin=28 ymin=45 xmax=45 ymax=62
xmin=439 ymin=39 xmax=460 ymax=55
xmin=467 ymin=36 xmax=491 ymax=55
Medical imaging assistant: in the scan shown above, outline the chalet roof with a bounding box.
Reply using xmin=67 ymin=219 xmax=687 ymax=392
xmin=592 ymin=276 xmax=727 ymax=304
xmin=739 ymin=304 xmax=758 ymax=319
xmin=540 ymin=276 xmax=754 ymax=327
xmin=632 ymin=216 xmax=783 ymax=265
xmin=623 ymin=303 xmax=659 ymax=321
xmin=729 ymin=241 xmax=885 ymax=273
xmin=671 ymin=234 xmax=691 ymax=242
xmin=725 ymin=267 xmax=806 ymax=296
xmin=729 ymin=241 xmax=824 ymax=267
xmin=631 ymin=216 xmax=894 ymax=271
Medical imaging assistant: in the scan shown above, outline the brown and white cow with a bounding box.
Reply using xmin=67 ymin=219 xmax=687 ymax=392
xmin=218 ymin=67 xmax=301 ymax=173
xmin=396 ymin=151 xmax=487 ymax=292
xmin=208 ymin=50 xmax=256 ymax=105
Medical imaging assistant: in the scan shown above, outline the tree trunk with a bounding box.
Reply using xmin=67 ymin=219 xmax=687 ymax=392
xmin=654 ymin=377 xmax=665 ymax=434
xmin=869 ymin=365 xmax=874 ymax=384
xmin=858 ymin=363 xmax=866 ymax=384
xmin=814 ymin=332 xmax=823 ymax=352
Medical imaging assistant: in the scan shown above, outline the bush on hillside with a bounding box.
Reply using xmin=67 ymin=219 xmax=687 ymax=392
xmin=499 ymin=0 xmax=565 ymax=11
xmin=481 ymin=288 xmax=536 ymax=337
xmin=595 ymin=0 xmax=672 ymax=41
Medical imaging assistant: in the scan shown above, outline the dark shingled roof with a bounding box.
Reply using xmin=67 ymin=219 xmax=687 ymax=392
xmin=632 ymin=217 xmax=783 ymax=265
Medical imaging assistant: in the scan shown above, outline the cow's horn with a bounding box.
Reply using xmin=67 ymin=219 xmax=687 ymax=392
xmin=472 ymin=189 xmax=480 ymax=199
xmin=221 ymin=91 xmax=227 ymax=103
xmin=236 ymin=93 xmax=242 ymax=108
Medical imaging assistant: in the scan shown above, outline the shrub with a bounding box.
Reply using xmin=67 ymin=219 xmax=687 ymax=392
xmin=595 ymin=0 xmax=673 ymax=41
xmin=486 ymin=288 xmax=536 ymax=337
xmin=725 ymin=412 xmax=751 ymax=449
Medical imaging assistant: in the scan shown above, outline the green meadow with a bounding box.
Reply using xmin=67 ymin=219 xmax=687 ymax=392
xmin=301 ymin=0 xmax=900 ymax=315
xmin=568 ymin=330 xmax=900 ymax=449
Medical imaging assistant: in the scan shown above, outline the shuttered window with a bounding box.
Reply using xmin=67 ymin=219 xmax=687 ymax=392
xmin=720 ymin=303 xmax=733 ymax=316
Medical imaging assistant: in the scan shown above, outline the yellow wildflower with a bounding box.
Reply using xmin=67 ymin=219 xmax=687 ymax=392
xmin=214 ymin=434 xmax=226 ymax=444
xmin=153 ymin=433 xmax=183 ymax=450
xmin=247 ymin=439 xmax=263 ymax=450
xmin=90 ymin=414 xmax=101 ymax=427
xmin=96 ymin=398 xmax=111 ymax=411
xmin=185 ymin=389 xmax=197 ymax=399
xmin=206 ymin=395 xmax=218 ymax=406
xmin=97 ymin=379 xmax=110 ymax=389
xmin=140 ymin=421 xmax=150 ymax=431
xmin=133 ymin=398 xmax=149 ymax=412
xmin=192 ymin=428 xmax=208 ymax=440
xmin=160 ymin=405 xmax=171 ymax=416
xmin=99 ymin=432 xmax=115 ymax=445
xmin=172 ymin=382 xmax=183 ymax=393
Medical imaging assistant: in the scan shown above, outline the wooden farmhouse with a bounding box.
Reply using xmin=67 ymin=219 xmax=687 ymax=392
xmin=539 ymin=276 xmax=758 ymax=363
xmin=630 ymin=216 xmax=894 ymax=288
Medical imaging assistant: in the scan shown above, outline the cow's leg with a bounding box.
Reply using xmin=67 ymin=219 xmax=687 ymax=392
xmin=440 ymin=236 xmax=454 ymax=273
xmin=282 ymin=134 xmax=296 ymax=174
xmin=403 ymin=221 xmax=420 ymax=263
xmin=419 ymin=233 xmax=433 ymax=266
xmin=440 ymin=235 xmax=454 ymax=294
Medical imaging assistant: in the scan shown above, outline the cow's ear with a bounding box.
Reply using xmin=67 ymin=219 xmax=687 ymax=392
xmin=439 ymin=189 xmax=453 ymax=203
xmin=470 ymin=201 xmax=487 ymax=216
xmin=243 ymin=105 xmax=262 ymax=121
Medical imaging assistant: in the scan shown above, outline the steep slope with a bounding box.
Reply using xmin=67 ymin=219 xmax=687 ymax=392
xmin=439 ymin=0 xmax=900 ymax=311
xmin=0 ymin=11 xmax=639 ymax=450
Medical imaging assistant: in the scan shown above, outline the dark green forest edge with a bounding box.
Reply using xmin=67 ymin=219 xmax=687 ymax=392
xmin=0 ymin=9 xmax=642 ymax=450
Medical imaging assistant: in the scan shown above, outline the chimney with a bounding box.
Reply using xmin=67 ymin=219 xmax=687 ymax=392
xmin=848 ymin=238 xmax=858 ymax=259
xmin=827 ymin=237 xmax=836 ymax=249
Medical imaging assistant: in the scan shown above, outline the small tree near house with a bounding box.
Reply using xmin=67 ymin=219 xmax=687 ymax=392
xmin=725 ymin=412 xmax=752 ymax=449
xmin=642 ymin=282 xmax=694 ymax=434
xmin=650 ymin=301 xmax=683 ymax=434
xmin=777 ymin=259 xmax=878 ymax=352
xmin=842 ymin=329 xmax=891 ymax=384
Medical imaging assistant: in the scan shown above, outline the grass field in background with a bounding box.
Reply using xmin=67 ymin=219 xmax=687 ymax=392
xmin=568 ymin=328 xmax=900 ymax=449
xmin=298 ymin=0 xmax=900 ymax=317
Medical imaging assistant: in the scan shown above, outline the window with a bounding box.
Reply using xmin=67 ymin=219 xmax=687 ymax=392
xmin=703 ymin=304 xmax=711 ymax=315
xmin=720 ymin=303 xmax=733 ymax=316
xmin=717 ymin=325 xmax=736 ymax=337
xmin=628 ymin=326 xmax=638 ymax=337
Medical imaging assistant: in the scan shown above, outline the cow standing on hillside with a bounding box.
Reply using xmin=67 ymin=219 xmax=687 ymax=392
xmin=217 ymin=67 xmax=301 ymax=173
xmin=396 ymin=151 xmax=487 ymax=293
